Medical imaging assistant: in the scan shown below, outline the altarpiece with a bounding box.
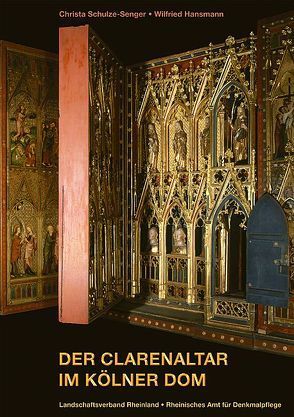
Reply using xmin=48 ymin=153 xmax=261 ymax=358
xmin=58 ymin=12 xmax=294 ymax=355
xmin=1 ymin=11 xmax=293 ymax=355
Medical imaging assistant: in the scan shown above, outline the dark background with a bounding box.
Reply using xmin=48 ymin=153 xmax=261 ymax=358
xmin=2 ymin=0 xmax=294 ymax=64
xmin=1 ymin=1 xmax=294 ymax=417
xmin=1 ymin=308 xmax=293 ymax=417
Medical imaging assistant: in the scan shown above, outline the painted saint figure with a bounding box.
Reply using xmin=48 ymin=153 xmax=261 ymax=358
xmin=147 ymin=123 xmax=159 ymax=171
xmin=10 ymin=103 xmax=37 ymax=167
xmin=23 ymin=226 xmax=37 ymax=275
xmin=275 ymin=98 xmax=294 ymax=158
xmin=283 ymin=98 xmax=294 ymax=144
xmin=11 ymin=143 xmax=26 ymax=166
xmin=172 ymin=227 xmax=187 ymax=255
xmin=11 ymin=225 xmax=23 ymax=277
xmin=13 ymin=105 xmax=27 ymax=142
xmin=148 ymin=226 xmax=159 ymax=253
xmin=173 ymin=120 xmax=187 ymax=171
xmin=25 ymin=141 xmax=36 ymax=167
xmin=42 ymin=225 xmax=56 ymax=275
xmin=42 ymin=121 xmax=56 ymax=167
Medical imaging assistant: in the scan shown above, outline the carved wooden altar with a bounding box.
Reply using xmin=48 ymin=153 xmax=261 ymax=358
xmin=1 ymin=11 xmax=293 ymax=356
xmin=58 ymin=15 xmax=294 ymax=354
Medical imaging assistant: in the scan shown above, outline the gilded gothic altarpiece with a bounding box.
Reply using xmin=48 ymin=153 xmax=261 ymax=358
xmin=1 ymin=11 xmax=293 ymax=355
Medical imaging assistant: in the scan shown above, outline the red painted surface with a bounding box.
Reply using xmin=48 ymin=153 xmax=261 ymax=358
xmin=59 ymin=26 xmax=89 ymax=324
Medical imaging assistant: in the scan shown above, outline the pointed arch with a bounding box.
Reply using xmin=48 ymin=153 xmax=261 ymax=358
xmin=247 ymin=193 xmax=289 ymax=306
xmin=138 ymin=83 xmax=160 ymax=125
xmin=270 ymin=48 xmax=294 ymax=100
xmin=42 ymin=176 xmax=58 ymax=211
xmin=193 ymin=202 xmax=207 ymax=230
xmin=192 ymin=74 xmax=209 ymax=117
xmin=12 ymin=176 xmax=37 ymax=209
xmin=163 ymin=199 xmax=186 ymax=224
xmin=139 ymin=201 xmax=159 ymax=256
xmin=138 ymin=198 xmax=158 ymax=226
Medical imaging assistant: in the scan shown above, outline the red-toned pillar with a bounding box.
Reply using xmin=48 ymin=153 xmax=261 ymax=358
xmin=59 ymin=25 xmax=89 ymax=324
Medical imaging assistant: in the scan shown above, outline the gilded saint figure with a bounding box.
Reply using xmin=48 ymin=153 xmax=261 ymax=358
xmin=233 ymin=118 xmax=248 ymax=162
xmin=173 ymin=120 xmax=187 ymax=171
xmin=228 ymin=103 xmax=248 ymax=162
xmin=147 ymin=123 xmax=159 ymax=171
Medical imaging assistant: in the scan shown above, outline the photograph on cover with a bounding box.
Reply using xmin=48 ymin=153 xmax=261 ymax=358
xmin=1 ymin=1 xmax=293 ymax=416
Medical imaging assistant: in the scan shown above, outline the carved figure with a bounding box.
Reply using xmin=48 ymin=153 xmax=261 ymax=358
xmin=148 ymin=227 xmax=159 ymax=253
xmin=173 ymin=120 xmax=187 ymax=171
xmin=233 ymin=119 xmax=248 ymax=162
xmin=172 ymin=227 xmax=187 ymax=255
xmin=147 ymin=123 xmax=159 ymax=171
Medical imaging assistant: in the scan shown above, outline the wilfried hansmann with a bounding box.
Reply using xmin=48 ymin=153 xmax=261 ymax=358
xmin=153 ymin=11 xmax=224 ymax=18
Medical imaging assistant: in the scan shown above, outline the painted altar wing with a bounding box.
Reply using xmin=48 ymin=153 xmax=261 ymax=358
xmin=0 ymin=41 xmax=58 ymax=315
xmin=246 ymin=193 xmax=289 ymax=307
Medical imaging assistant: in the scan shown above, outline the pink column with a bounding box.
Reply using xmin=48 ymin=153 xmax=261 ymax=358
xmin=59 ymin=25 xmax=89 ymax=324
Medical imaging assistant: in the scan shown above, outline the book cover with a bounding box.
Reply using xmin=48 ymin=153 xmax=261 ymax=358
xmin=1 ymin=1 xmax=293 ymax=417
